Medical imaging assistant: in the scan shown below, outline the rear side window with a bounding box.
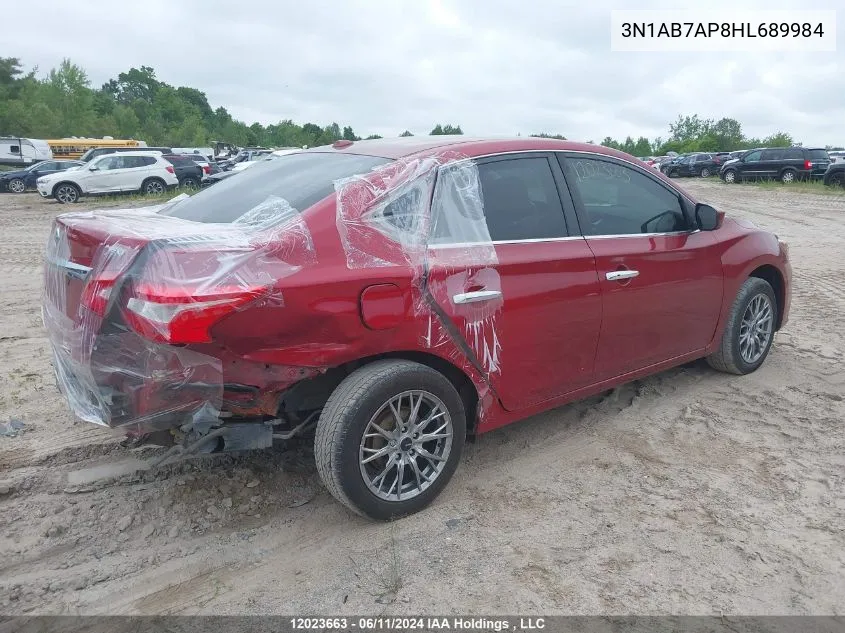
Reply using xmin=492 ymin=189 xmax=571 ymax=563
xmin=783 ymin=148 xmax=803 ymax=159
xmin=471 ymin=157 xmax=568 ymax=241
xmin=162 ymin=152 xmax=390 ymax=223
xmin=809 ymin=149 xmax=829 ymax=160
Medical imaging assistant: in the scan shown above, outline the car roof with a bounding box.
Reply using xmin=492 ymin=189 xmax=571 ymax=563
xmin=94 ymin=150 xmax=164 ymax=158
xmin=300 ymin=136 xmax=641 ymax=162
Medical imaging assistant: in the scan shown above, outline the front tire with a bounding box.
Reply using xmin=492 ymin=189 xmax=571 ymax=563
xmin=7 ymin=178 xmax=26 ymax=193
xmin=829 ymin=173 xmax=845 ymax=188
xmin=142 ymin=178 xmax=166 ymax=195
xmin=707 ymin=277 xmax=778 ymax=375
xmin=180 ymin=176 xmax=199 ymax=190
xmin=53 ymin=183 xmax=80 ymax=204
xmin=723 ymin=169 xmax=737 ymax=184
xmin=315 ymin=360 xmax=466 ymax=521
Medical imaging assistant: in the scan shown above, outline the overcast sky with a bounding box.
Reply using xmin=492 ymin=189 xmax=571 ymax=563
xmin=6 ymin=0 xmax=844 ymax=146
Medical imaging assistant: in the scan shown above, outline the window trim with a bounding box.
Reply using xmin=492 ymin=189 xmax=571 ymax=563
xmin=557 ymin=151 xmax=697 ymax=239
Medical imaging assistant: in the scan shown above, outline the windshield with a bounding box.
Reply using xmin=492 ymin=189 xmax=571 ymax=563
xmin=161 ymin=151 xmax=390 ymax=223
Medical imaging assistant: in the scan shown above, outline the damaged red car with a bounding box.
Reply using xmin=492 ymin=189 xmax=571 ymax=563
xmin=43 ymin=137 xmax=792 ymax=520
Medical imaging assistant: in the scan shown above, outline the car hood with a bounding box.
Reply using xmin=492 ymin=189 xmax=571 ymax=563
xmin=0 ymin=169 xmax=29 ymax=180
xmin=721 ymin=158 xmax=740 ymax=168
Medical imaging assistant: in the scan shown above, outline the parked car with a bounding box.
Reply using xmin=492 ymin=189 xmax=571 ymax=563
xmin=43 ymin=137 xmax=791 ymax=520
xmin=0 ymin=159 xmax=83 ymax=193
xmin=827 ymin=150 xmax=845 ymax=165
xmin=823 ymin=162 xmax=845 ymax=188
xmin=720 ymin=147 xmax=831 ymax=183
xmin=661 ymin=153 xmax=721 ymax=178
xmin=37 ymin=151 xmax=179 ymax=203
xmin=79 ymin=146 xmax=173 ymax=163
xmin=162 ymin=154 xmax=205 ymax=189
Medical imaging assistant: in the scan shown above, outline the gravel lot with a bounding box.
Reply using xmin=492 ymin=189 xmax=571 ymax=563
xmin=0 ymin=181 xmax=842 ymax=615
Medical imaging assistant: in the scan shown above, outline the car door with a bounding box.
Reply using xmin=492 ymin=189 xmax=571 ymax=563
xmin=557 ymin=152 xmax=723 ymax=380
xmin=426 ymin=153 xmax=603 ymax=411
xmin=759 ymin=149 xmax=783 ymax=179
xmin=737 ymin=149 xmax=764 ymax=180
xmin=115 ymin=155 xmax=147 ymax=191
xmin=86 ymin=155 xmax=123 ymax=192
xmin=25 ymin=161 xmax=56 ymax=187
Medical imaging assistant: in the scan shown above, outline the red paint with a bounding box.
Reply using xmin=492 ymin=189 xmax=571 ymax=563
xmin=47 ymin=137 xmax=792 ymax=434
xmin=360 ymin=283 xmax=409 ymax=330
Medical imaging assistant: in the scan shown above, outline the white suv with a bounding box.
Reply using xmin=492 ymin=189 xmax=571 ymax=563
xmin=37 ymin=151 xmax=180 ymax=203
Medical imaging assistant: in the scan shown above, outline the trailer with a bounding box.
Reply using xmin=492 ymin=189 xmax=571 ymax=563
xmin=0 ymin=137 xmax=52 ymax=167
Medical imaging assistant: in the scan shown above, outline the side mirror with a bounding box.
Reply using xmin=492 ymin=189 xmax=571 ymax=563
xmin=695 ymin=203 xmax=719 ymax=231
xmin=89 ymin=165 xmax=99 ymax=171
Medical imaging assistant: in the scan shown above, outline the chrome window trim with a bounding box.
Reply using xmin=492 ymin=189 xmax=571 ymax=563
xmin=429 ymin=149 xmax=701 ymax=247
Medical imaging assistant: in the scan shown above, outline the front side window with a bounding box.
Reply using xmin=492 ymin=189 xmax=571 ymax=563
xmin=744 ymin=150 xmax=763 ymax=162
xmin=95 ymin=156 xmax=123 ymax=170
xmin=564 ymin=156 xmax=688 ymax=236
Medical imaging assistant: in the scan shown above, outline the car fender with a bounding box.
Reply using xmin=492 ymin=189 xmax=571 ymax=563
xmin=705 ymin=225 xmax=788 ymax=353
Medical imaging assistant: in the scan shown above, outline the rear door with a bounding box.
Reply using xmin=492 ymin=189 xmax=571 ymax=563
xmin=558 ymin=152 xmax=723 ymax=380
xmin=426 ymin=153 xmax=602 ymax=411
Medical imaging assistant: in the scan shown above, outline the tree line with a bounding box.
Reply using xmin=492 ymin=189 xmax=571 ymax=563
xmin=0 ymin=57 xmax=818 ymax=154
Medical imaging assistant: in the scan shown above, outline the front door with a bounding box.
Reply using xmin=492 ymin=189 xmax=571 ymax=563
xmin=737 ymin=149 xmax=764 ymax=181
xmin=426 ymin=153 xmax=603 ymax=411
xmin=558 ymin=153 xmax=723 ymax=380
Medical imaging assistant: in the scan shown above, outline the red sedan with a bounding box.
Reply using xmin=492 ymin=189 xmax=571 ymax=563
xmin=43 ymin=137 xmax=791 ymax=520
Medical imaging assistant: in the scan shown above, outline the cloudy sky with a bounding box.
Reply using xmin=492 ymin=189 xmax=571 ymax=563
xmin=6 ymin=0 xmax=844 ymax=146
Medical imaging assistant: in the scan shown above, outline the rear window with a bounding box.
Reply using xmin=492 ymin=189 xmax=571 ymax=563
xmin=161 ymin=152 xmax=391 ymax=223
xmin=809 ymin=149 xmax=829 ymax=160
xmin=165 ymin=155 xmax=193 ymax=166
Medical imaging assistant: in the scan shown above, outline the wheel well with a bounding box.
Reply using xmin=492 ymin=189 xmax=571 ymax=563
xmin=51 ymin=181 xmax=79 ymax=195
xmin=278 ymin=352 xmax=481 ymax=434
xmin=749 ymin=265 xmax=785 ymax=330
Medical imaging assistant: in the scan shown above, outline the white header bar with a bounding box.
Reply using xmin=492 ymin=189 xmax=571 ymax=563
xmin=611 ymin=10 xmax=837 ymax=52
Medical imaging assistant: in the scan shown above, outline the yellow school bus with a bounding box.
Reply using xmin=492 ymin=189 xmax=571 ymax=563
xmin=46 ymin=138 xmax=147 ymax=160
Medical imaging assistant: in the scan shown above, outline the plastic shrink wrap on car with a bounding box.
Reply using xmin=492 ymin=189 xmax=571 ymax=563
xmin=42 ymin=194 xmax=315 ymax=433
xmin=334 ymin=151 xmax=503 ymax=417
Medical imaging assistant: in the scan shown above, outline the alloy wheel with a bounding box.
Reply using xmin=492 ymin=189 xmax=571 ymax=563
xmin=739 ymin=294 xmax=774 ymax=364
xmin=8 ymin=179 xmax=25 ymax=193
xmin=359 ymin=390 xmax=453 ymax=502
xmin=56 ymin=185 xmax=78 ymax=203
xmin=145 ymin=180 xmax=164 ymax=194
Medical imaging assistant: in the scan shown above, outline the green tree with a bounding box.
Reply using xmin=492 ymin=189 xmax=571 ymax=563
xmin=399 ymin=130 xmax=413 ymax=137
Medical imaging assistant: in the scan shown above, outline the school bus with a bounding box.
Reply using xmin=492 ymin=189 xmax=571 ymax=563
xmin=46 ymin=138 xmax=148 ymax=160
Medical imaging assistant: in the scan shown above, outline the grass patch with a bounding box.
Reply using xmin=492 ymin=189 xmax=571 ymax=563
xmin=86 ymin=188 xmax=194 ymax=207
xmin=743 ymin=179 xmax=845 ymax=196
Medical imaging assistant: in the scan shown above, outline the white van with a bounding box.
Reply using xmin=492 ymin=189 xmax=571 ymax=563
xmin=0 ymin=137 xmax=53 ymax=166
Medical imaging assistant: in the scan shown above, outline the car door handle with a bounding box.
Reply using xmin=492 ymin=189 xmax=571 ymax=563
xmin=606 ymin=270 xmax=640 ymax=281
xmin=453 ymin=290 xmax=502 ymax=304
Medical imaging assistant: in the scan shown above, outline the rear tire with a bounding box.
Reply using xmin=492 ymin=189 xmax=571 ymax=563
xmin=53 ymin=183 xmax=80 ymax=204
xmin=8 ymin=178 xmax=25 ymax=193
xmin=781 ymin=169 xmax=797 ymax=184
xmin=707 ymin=277 xmax=778 ymax=375
xmin=180 ymin=176 xmax=199 ymax=190
xmin=141 ymin=178 xmax=166 ymax=195
xmin=315 ymin=360 xmax=466 ymax=521
xmin=700 ymin=167 xmax=711 ymax=178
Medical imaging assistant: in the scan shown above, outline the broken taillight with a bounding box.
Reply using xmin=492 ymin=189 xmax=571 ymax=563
xmin=123 ymin=285 xmax=259 ymax=344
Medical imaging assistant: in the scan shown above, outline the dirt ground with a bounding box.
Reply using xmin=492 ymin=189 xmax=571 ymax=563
xmin=0 ymin=181 xmax=842 ymax=616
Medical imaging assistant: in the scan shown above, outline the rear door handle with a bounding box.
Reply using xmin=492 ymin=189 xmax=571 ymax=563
xmin=606 ymin=270 xmax=640 ymax=281
xmin=453 ymin=290 xmax=502 ymax=304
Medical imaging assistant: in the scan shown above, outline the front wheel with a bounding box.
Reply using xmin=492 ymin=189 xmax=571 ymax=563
xmin=315 ymin=360 xmax=466 ymax=520
xmin=829 ymin=173 xmax=845 ymax=188
xmin=707 ymin=277 xmax=778 ymax=375
xmin=180 ymin=176 xmax=199 ymax=190
xmin=723 ymin=169 xmax=737 ymax=184
xmin=54 ymin=183 xmax=80 ymax=204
